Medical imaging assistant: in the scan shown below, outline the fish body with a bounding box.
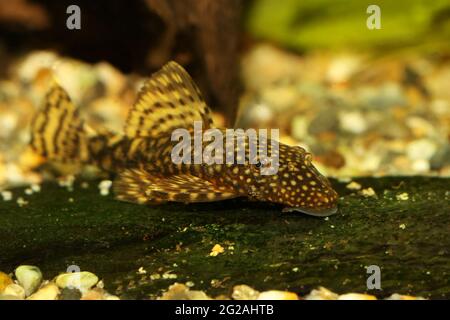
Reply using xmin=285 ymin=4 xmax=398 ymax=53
xmin=30 ymin=61 xmax=338 ymax=216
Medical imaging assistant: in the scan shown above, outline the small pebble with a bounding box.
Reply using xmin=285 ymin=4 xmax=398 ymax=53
xmin=339 ymin=111 xmax=368 ymax=134
xmin=258 ymin=290 xmax=298 ymax=300
xmin=96 ymin=280 xmax=104 ymax=289
xmin=0 ymin=294 xmax=22 ymax=300
xmin=15 ymin=265 xmax=42 ymax=296
xmin=396 ymin=192 xmax=409 ymax=201
xmin=58 ymin=175 xmax=75 ymax=191
xmin=137 ymin=267 xmax=147 ymax=275
xmin=158 ymin=283 xmax=212 ymax=300
xmin=3 ymin=284 xmax=26 ymax=299
xmin=0 ymin=272 xmax=13 ymax=293
xmin=305 ymin=287 xmax=339 ymax=300
xmin=411 ymin=159 xmax=430 ymax=172
xmin=150 ymin=273 xmax=161 ymax=280
xmin=162 ymin=271 xmax=177 ymax=279
xmin=386 ymin=293 xmax=424 ymax=300
xmin=1 ymin=191 xmax=13 ymax=201
xmin=346 ymin=181 xmax=362 ymax=190
xmin=407 ymin=139 xmax=437 ymax=161
xmin=31 ymin=184 xmax=41 ymax=193
xmin=98 ymin=180 xmax=112 ymax=196
xmin=55 ymin=271 xmax=98 ymax=293
xmin=232 ymin=285 xmax=260 ymax=300
xmin=209 ymin=244 xmax=225 ymax=257
xmin=16 ymin=197 xmax=28 ymax=207
xmin=27 ymin=283 xmax=59 ymax=300
xmin=81 ymin=288 xmax=104 ymax=300
xmin=360 ymin=187 xmax=377 ymax=198
xmin=338 ymin=293 xmax=377 ymax=300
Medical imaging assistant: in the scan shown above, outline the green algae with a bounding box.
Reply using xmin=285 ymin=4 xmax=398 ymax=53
xmin=0 ymin=177 xmax=449 ymax=299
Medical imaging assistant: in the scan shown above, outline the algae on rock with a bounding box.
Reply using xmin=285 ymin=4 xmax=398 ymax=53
xmin=0 ymin=177 xmax=449 ymax=299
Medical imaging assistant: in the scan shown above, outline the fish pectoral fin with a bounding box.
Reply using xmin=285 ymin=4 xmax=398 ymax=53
xmin=124 ymin=61 xmax=214 ymax=139
xmin=113 ymin=168 xmax=238 ymax=204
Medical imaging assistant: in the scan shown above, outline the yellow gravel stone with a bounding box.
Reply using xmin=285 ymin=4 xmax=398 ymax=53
xmin=0 ymin=272 xmax=13 ymax=293
xmin=338 ymin=293 xmax=377 ymax=300
xmin=209 ymin=244 xmax=225 ymax=256
xmin=258 ymin=290 xmax=298 ymax=300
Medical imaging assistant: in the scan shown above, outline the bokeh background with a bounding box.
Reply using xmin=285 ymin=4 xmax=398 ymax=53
xmin=0 ymin=0 xmax=449 ymax=188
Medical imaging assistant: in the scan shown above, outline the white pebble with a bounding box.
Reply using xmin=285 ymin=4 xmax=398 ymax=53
xmin=346 ymin=181 xmax=362 ymax=190
xmin=1 ymin=191 xmax=13 ymax=201
xmin=150 ymin=273 xmax=161 ymax=280
xmin=98 ymin=180 xmax=112 ymax=196
xmin=15 ymin=265 xmax=42 ymax=297
xmin=17 ymin=197 xmax=28 ymax=207
xmin=232 ymin=285 xmax=260 ymax=300
xmin=407 ymin=139 xmax=437 ymax=160
xmin=396 ymin=192 xmax=409 ymax=201
xmin=55 ymin=271 xmax=98 ymax=293
xmin=412 ymin=159 xmax=430 ymax=172
xmin=3 ymin=284 xmax=25 ymax=299
xmin=305 ymin=287 xmax=338 ymax=300
xmin=137 ymin=267 xmax=146 ymax=275
xmin=59 ymin=175 xmax=75 ymax=191
xmin=360 ymin=187 xmax=377 ymax=198
xmin=339 ymin=111 xmax=368 ymax=134
xmin=162 ymin=272 xmax=177 ymax=279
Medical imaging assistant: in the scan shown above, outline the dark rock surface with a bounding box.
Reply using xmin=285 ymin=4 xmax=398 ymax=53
xmin=0 ymin=177 xmax=448 ymax=299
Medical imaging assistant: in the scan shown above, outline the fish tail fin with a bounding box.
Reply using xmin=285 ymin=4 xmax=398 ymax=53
xmin=30 ymin=83 xmax=88 ymax=164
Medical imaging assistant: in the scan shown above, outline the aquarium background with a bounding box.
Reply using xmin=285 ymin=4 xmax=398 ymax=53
xmin=0 ymin=0 xmax=449 ymax=300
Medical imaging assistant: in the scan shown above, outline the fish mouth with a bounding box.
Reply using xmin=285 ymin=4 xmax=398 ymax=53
xmin=282 ymin=205 xmax=338 ymax=217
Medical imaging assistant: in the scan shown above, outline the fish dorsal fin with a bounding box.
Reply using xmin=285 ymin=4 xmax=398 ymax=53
xmin=124 ymin=61 xmax=214 ymax=138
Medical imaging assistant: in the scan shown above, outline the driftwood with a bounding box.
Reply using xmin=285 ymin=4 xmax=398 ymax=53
xmin=146 ymin=0 xmax=242 ymax=126
xmin=0 ymin=0 xmax=242 ymax=125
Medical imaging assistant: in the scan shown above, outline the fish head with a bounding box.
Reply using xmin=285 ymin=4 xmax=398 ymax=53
xmin=248 ymin=144 xmax=339 ymax=216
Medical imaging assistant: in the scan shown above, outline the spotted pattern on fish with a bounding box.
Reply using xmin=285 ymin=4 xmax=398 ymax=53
xmin=30 ymin=61 xmax=339 ymax=216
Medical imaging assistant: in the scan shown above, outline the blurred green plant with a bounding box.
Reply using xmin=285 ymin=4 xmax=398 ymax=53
xmin=246 ymin=0 xmax=450 ymax=51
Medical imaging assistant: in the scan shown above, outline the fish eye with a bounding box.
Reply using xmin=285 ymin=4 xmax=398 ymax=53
xmin=255 ymin=161 xmax=262 ymax=168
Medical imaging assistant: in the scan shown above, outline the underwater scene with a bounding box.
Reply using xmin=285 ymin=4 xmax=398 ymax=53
xmin=0 ymin=0 xmax=449 ymax=303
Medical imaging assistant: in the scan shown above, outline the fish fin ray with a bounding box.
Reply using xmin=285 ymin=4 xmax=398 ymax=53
xmin=124 ymin=61 xmax=214 ymax=138
xmin=114 ymin=168 xmax=238 ymax=204
xmin=30 ymin=83 xmax=87 ymax=163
